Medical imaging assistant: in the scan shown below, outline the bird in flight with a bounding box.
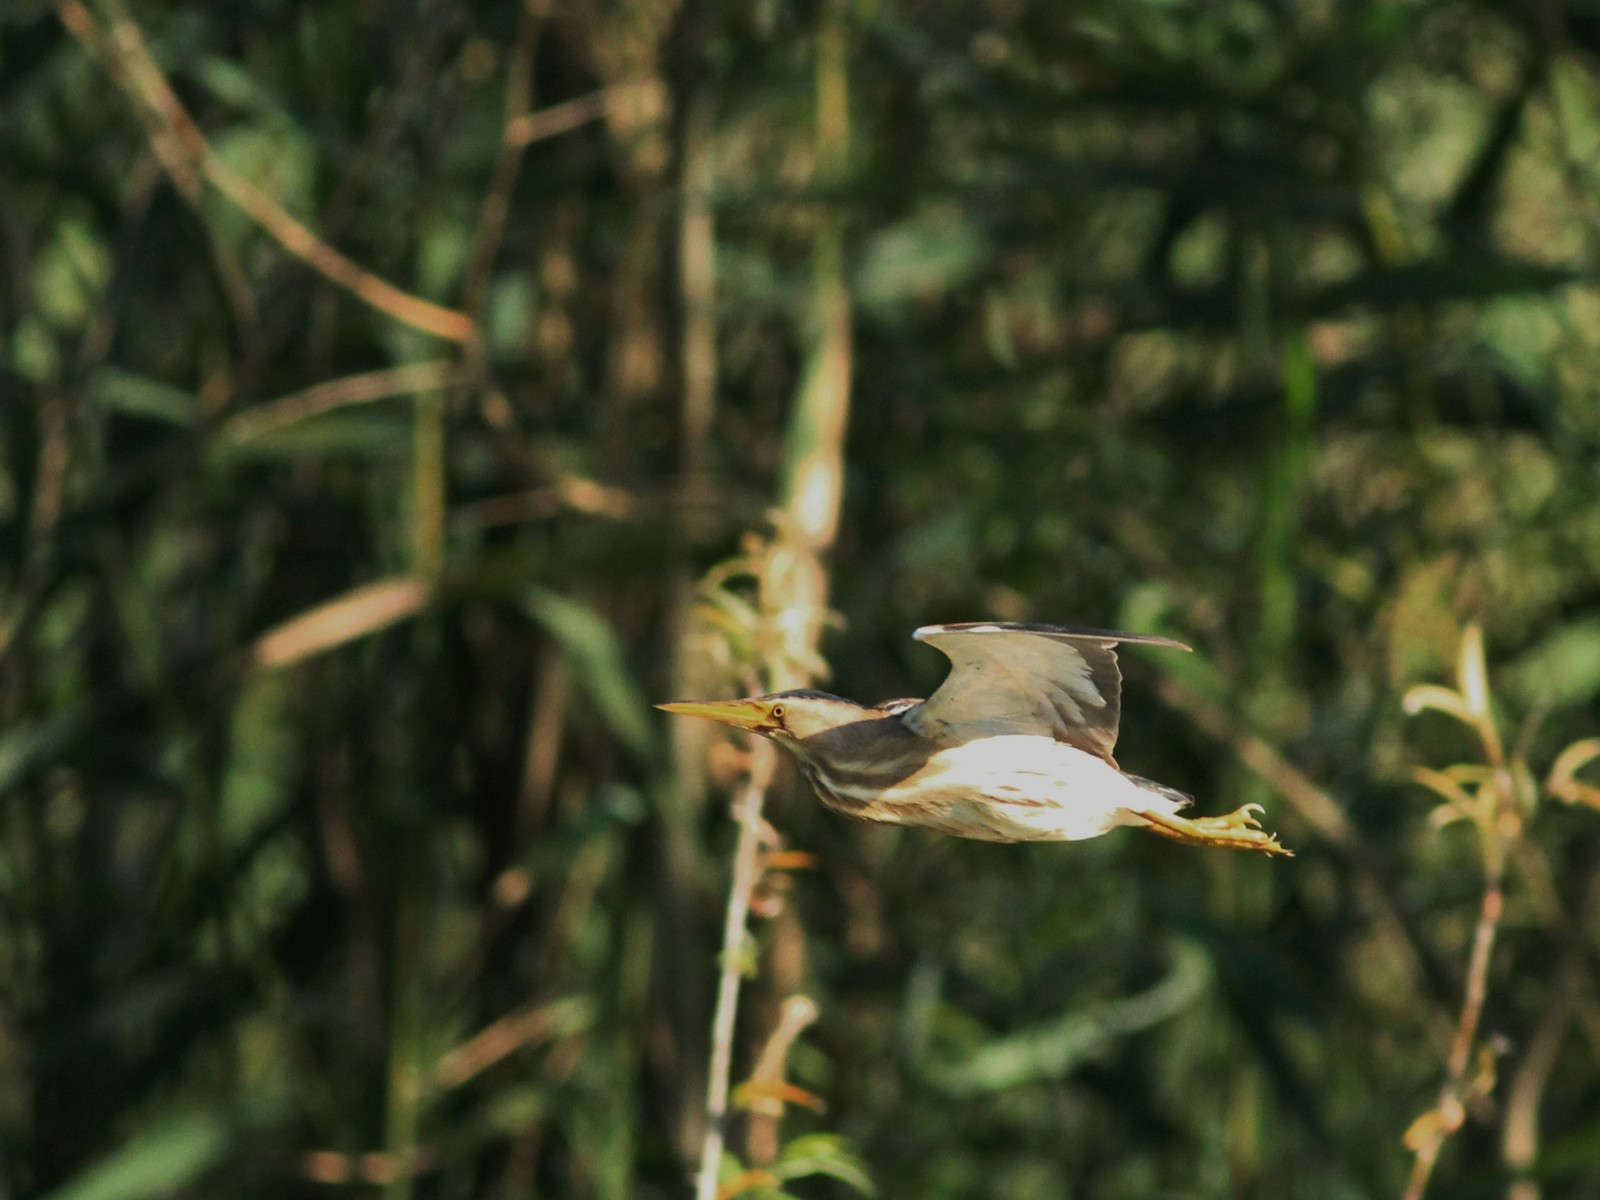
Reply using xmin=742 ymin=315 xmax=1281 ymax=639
xmin=660 ymin=623 xmax=1290 ymax=856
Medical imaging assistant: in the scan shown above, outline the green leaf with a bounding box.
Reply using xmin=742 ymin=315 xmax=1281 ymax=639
xmin=772 ymin=1134 xmax=876 ymax=1195
xmin=89 ymin=368 xmax=200 ymax=426
xmin=0 ymin=710 xmax=87 ymax=795
xmin=210 ymin=412 xmax=413 ymax=459
xmin=1506 ymin=619 xmax=1600 ymax=710
xmin=32 ymin=212 xmax=110 ymax=331
xmin=1401 ymin=684 xmax=1475 ymax=726
xmin=855 ymin=210 xmax=985 ymax=315
xmin=219 ymin=672 xmax=295 ymax=851
xmin=40 ymin=1111 xmax=229 ymax=1200
xmin=1548 ymin=738 xmax=1600 ymax=808
xmin=931 ymin=941 xmax=1210 ymax=1094
xmin=524 ymin=589 xmax=656 ymax=762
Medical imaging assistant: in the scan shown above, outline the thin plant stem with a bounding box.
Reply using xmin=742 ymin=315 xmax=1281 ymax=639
xmin=1401 ymin=876 xmax=1504 ymax=1200
xmin=695 ymin=745 xmax=775 ymax=1200
xmin=56 ymin=0 xmax=474 ymax=342
xmin=1402 ymin=635 xmax=1515 ymax=1200
xmin=217 ymin=362 xmax=464 ymax=445
xmin=694 ymin=10 xmax=853 ymax=1191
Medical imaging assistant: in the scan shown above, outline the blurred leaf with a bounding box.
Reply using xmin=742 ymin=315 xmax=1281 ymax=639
xmin=33 ymin=212 xmax=110 ymax=331
xmin=524 ymin=589 xmax=655 ymax=762
xmin=1458 ymin=624 xmax=1490 ymax=719
xmin=209 ymin=412 xmax=413 ymax=459
xmin=1548 ymin=737 xmax=1600 ymax=809
xmin=1506 ymin=619 xmax=1600 ymax=710
xmin=855 ymin=210 xmax=985 ymax=315
xmin=0 ymin=709 xmax=87 ymax=794
xmin=90 ymin=367 xmax=200 ymax=426
xmin=219 ymin=672 xmax=294 ymax=850
xmin=486 ymin=273 xmax=538 ymax=361
xmin=772 ymin=1134 xmax=876 ymax=1195
xmin=930 ymin=941 xmax=1210 ymax=1095
xmin=1410 ymin=766 xmax=1476 ymax=814
xmin=251 ymin=577 xmax=432 ymax=668
xmin=0 ymin=0 xmax=48 ymax=24
xmin=206 ymin=118 xmax=317 ymax=249
xmin=192 ymin=55 xmax=286 ymax=116
xmin=41 ymin=1110 xmax=228 ymax=1200
xmin=1401 ymin=684 xmax=1474 ymax=726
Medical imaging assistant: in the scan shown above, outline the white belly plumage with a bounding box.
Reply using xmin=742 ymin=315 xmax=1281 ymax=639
xmin=861 ymin=734 xmax=1184 ymax=842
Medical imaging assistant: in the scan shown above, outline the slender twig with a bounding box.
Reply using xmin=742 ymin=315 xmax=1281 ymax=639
xmin=506 ymin=91 xmax=608 ymax=147
xmin=459 ymin=0 xmax=546 ymax=332
xmin=56 ymin=0 xmax=474 ymax=342
xmin=1502 ymin=935 xmax=1581 ymax=1200
xmin=695 ymin=745 xmax=776 ymax=1200
xmin=217 ymin=363 xmax=464 ymax=445
xmin=1401 ymin=873 xmax=1504 ymax=1200
xmin=694 ymin=15 xmax=854 ymax=1192
xmin=678 ymin=87 xmax=718 ymax=487
xmin=53 ymin=0 xmax=259 ymax=337
xmin=1401 ymin=631 xmax=1516 ymax=1200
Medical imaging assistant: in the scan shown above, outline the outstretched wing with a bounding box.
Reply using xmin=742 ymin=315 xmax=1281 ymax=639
xmin=903 ymin=623 xmax=1191 ymax=761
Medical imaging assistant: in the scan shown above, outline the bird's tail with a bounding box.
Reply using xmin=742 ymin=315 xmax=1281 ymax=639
xmin=1124 ymin=773 xmax=1193 ymax=812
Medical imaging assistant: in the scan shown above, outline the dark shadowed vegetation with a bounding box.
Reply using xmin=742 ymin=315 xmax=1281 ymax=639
xmin=4 ymin=0 xmax=1600 ymax=1197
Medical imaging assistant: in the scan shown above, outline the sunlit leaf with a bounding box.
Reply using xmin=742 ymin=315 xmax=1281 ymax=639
xmin=89 ymin=368 xmax=199 ymax=426
xmin=1458 ymin=624 xmax=1491 ymax=720
xmin=1548 ymin=738 xmax=1600 ymax=809
xmin=1505 ymin=618 xmax=1600 ymax=710
xmin=41 ymin=1111 xmax=228 ymax=1200
xmin=772 ymin=1134 xmax=876 ymax=1195
xmin=1401 ymin=684 xmax=1474 ymax=725
xmin=1410 ymin=767 xmax=1477 ymax=812
xmin=251 ymin=577 xmax=431 ymax=668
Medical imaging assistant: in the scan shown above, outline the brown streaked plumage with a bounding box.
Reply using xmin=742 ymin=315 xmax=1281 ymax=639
xmin=659 ymin=623 xmax=1291 ymax=855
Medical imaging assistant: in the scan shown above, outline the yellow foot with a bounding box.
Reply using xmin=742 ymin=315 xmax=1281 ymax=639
xmin=1136 ymin=803 xmax=1294 ymax=857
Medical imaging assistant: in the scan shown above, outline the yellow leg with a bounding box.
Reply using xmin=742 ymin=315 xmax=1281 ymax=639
xmin=1135 ymin=803 xmax=1293 ymax=857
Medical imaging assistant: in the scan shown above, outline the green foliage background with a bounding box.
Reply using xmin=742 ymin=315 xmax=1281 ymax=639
xmin=3 ymin=0 xmax=1600 ymax=1197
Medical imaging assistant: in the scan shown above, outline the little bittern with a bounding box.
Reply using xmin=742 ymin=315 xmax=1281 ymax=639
xmin=660 ymin=623 xmax=1290 ymax=856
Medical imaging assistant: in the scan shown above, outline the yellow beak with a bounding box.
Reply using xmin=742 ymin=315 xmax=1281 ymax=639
xmin=656 ymin=698 xmax=774 ymax=732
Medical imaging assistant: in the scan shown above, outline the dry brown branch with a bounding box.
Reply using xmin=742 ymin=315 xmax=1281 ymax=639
xmin=298 ymin=1148 xmax=436 ymax=1186
xmin=218 ymin=363 xmax=464 ymax=445
xmin=251 ymin=578 xmax=432 ymax=669
xmin=506 ymin=91 xmax=608 ymax=147
xmin=56 ymin=0 xmax=474 ymax=343
xmin=433 ymin=997 xmax=588 ymax=1089
xmin=449 ymin=476 xmax=643 ymax=528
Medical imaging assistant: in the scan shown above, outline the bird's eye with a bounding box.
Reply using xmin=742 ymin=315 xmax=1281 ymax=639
xmin=770 ymin=703 xmax=786 ymax=721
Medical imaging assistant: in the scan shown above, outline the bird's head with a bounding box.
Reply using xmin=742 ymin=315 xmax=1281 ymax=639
xmin=657 ymin=689 xmax=873 ymax=748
